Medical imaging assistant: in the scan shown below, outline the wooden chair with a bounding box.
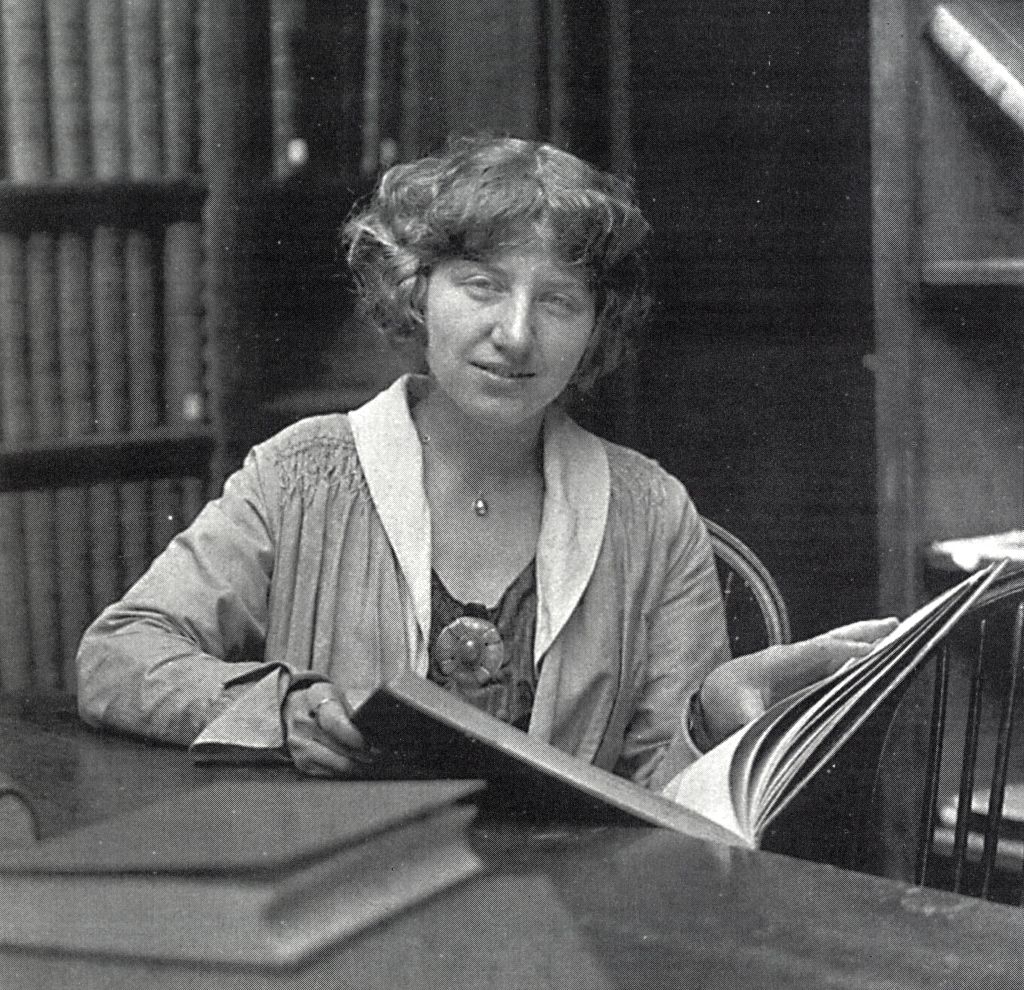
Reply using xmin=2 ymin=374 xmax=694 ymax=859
xmin=914 ymin=564 xmax=1024 ymax=903
xmin=703 ymin=518 xmax=791 ymax=656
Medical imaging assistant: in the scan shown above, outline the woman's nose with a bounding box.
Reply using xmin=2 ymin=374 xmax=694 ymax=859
xmin=491 ymin=295 xmax=533 ymax=353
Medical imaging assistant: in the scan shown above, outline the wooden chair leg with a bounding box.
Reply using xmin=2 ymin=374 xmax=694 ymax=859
xmin=951 ymin=620 xmax=987 ymax=894
xmin=917 ymin=645 xmax=950 ymax=888
xmin=980 ymin=602 xmax=1024 ymax=901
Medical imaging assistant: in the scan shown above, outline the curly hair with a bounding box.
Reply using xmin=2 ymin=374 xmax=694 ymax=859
xmin=342 ymin=135 xmax=651 ymax=395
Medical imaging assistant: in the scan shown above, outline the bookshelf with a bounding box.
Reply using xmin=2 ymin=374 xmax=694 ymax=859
xmin=871 ymin=0 xmax=1024 ymax=616
xmin=0 ymin=0 xmax=264 ymax=691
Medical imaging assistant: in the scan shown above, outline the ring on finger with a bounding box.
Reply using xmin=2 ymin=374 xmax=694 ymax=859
xmin=308 ymin=696 xmax=333 ymax=722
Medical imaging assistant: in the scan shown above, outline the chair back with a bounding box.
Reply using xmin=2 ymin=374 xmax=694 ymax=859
xmin=703 ymin=518 xmax=791 ymax=655
xmin=912 ymin=565 xmax=1024 ymax=903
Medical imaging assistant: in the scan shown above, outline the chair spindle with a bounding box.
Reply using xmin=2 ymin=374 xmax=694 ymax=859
xmin=917 ymin=644 xmax=950 ymax=888
xmin=979 ymin=602 xmax=1024 ymax=900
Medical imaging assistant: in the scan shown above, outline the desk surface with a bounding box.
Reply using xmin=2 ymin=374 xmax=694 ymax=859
xmin=1 ymin=696 xmax=1022 ymax=990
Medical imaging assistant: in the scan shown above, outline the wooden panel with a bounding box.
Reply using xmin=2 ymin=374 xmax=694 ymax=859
xmin=917 ymin=288 xmax=1024 ymax=542
xmin=871 ymin=0 xmax=925 ymax=616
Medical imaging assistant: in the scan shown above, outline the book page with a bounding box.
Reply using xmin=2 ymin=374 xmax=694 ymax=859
xmin=663 ymin=562 xmax=1006 ymax=846
xmin=747 ymin=566 xmax=1000 ymax=831
xmin=660 ymin=728 xmax=749 ymax=844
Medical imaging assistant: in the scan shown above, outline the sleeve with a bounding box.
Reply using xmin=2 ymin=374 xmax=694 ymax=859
xmin=616 ymin=482 xmax=731 ymax=791
xmin=76 ymin=446 xmax=300 ymax=756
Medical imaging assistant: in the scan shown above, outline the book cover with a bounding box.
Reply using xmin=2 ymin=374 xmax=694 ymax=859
xmin=351 ymin=670 xmax=740 ymax=845
xmin=0 ymin=778 xmax=485 ymax=967
xmin=663 ymin=561 xmax=1013 ymax=848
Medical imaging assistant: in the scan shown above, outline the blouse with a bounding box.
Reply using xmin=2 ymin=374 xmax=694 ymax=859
xmin=76 ymin=374 xmax=729 ymax=791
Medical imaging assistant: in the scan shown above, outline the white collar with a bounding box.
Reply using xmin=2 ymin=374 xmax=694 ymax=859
xmin=348 ymin=374 xmax=610 ymax=663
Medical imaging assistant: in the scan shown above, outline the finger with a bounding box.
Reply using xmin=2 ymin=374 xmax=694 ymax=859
xmin=824 ymin=617 xmax=899 ymax=643
xmin=312 ymin=698 xmax=372 ymax=757
xmin=820 ymin=639 xmax=876 ymax=675
xmin=293 ymin=738 xmax=367 ymax=778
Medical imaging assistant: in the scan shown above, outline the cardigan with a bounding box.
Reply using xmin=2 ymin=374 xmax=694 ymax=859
xmin=76 ymin=375 xmax=729 ymax=790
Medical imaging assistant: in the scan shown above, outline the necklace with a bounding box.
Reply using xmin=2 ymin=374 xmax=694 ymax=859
xmin=419 ymin=431 xmax=491 ymax=517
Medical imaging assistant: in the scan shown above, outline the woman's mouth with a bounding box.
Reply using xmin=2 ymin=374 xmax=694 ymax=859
xmin=474 ymin=363 xmax=534 ymax=381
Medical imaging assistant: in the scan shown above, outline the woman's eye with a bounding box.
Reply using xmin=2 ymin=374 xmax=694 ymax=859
xmin=544 ymin=293 xmax=584 ymax=314
xmin=462 ymin=276 xmax=500 ymax=297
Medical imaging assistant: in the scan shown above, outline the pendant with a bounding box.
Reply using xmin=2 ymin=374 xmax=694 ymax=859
xmin=473 ymin=495 xmax=489 ymax=517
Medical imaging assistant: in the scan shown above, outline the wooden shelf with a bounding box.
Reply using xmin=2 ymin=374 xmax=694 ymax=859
xmin=923 ymin=258 xmax=1024 ymax=285
xmin=0 ymin=180 xmax=207 ymax=233
xmin=0 ymin=428 xmax=216 ymax=493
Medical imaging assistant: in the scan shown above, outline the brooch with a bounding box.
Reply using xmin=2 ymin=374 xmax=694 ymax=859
xmin=434 ymin=616 xmax=504 ymax=686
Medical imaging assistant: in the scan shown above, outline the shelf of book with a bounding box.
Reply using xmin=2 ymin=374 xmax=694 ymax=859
xmin=0 ymin=1 xmax=268 ymax=694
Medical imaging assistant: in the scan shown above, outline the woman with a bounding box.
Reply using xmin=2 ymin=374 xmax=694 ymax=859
xmin=77 ymin=136 xmax=894 ymax=788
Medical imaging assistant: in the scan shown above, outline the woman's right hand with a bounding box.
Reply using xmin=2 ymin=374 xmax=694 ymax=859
xmin=282 ymin=681 xmax=375 ymax=777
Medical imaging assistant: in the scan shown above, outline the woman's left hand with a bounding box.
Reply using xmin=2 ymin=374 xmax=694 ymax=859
xmin=696 ymin=617 xmax=900 ymax=750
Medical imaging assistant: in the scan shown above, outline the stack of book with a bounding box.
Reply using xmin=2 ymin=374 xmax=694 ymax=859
xmin=0 ymin=778 xmax=485 ymax=967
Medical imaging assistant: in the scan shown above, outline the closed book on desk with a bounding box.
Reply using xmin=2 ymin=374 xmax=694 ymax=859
xmin=663 ymin=561 xmax=1016 ymax=849
xmin=351 ymin=671 xmax=740 ymax=846
xmin=0 ymin=778 xmax=484 ymax=967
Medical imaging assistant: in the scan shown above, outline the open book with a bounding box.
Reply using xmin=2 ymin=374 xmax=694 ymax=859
xmin=662 ymin=560 xmax=1011 ymax=847
xmin=353 ymin=561 xmax=1012 ymax=852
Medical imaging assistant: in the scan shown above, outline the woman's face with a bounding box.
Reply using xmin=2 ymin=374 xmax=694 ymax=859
xmin=422 ymin=243 xmax=596 ymax=433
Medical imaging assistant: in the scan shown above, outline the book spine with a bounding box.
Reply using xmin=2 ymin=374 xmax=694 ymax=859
xmin=87 ymin=0 xmax=129 ymax=615
xmin=270 ymin=0 xmax=304 ymax=178
xmin=361 ymin=0 xmax=384 ymax=177
xmin=49 ymin=0 xmax=96 ymax=689
xmin=0 ymin=0 xmax=51 ymax=182
xmin=122 ymin=231 xmax=159 ymax=585
xmin=0 ymin=234 xmax=33 ymax=694
xmin=1 ymin=0 xmax=52 ymax=693
xmin=160 ymin=0 xmax=201 ymax=541
xmin=124 ymin=0 xmax=164 ymax=581
xmin=47 ymin=0 xmax=90 ymax=178
xmin=929 ymin=5 xmax=1024 ymax=132
xmin=24 ymin=233 xmax=61 ymax=692
xmin=53 ymin=234 xmax=94 ymax=688
xmin=87 ymin=0 xmax=127 ymax=180
xmin=89 ymin=226 xmax=127 ymax=610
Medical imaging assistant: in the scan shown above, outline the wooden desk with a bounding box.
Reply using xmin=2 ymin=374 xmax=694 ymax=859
xmin=1 ymin=697 xmax=1023 ymax=989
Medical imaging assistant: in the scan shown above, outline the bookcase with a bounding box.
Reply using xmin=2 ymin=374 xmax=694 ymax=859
xmin=871 ymin=0 xmax=1024 ymax=616
xmin=0 ymin=0 xmax=267 ymax=692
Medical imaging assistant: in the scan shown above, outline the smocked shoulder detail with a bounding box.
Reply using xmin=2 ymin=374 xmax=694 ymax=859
xmin=604 ymin=441 xmax=674 ymax=511
xmin=262 ymin=415 xmax=369 ymax=501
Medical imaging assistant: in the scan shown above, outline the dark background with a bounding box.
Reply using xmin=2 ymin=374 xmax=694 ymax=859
xmin=255 ymin=0 xmax=878 ymax=642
